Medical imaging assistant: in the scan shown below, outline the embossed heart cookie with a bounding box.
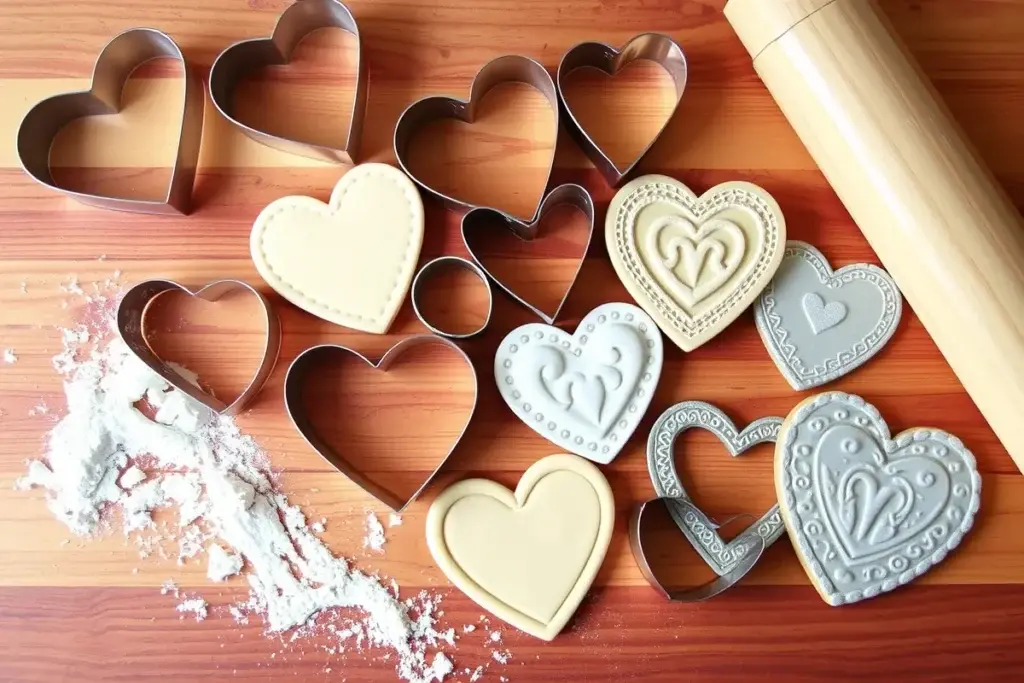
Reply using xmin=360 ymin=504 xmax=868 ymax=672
xmin=776 ymin=392 xmax=981 ymax=606
xmin=606 ymin=175 xmax=786 ymax=351
xmin=494 ymin=302 xmax=663 ymax=464
xmin=250 ymin=163 xmax=424 ymax=334
xmin=754 ymin=241 xmax=903 ymax=390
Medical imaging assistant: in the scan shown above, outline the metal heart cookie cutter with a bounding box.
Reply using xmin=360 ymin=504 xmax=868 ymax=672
xmin=284 ymin=335 xmax=479 ymax=511
xmin=393 ymin=54 xmax=559 ymax=215
xmin=209 ymin=0 xmax=366 ymax=163
xmin=461 ymin=183 xmax=595 ymax=324
xmin=557 ymin=33 xmax=687 ymax=187
xmin=411 ymin=257 xmax=494 ymax=339
xmin=117 ymin=279 xmax=281 ymax=414
xmin=16 ymin=28 xmax=204 ymax=214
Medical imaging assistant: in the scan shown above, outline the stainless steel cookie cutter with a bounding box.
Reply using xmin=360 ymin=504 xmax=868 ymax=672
xmin=16 ymin=28 xmax=204 ymax=214
xmin=557 ymin=33 xmax=687 ymax=187
xmin=117 ymin=279 xmax=281 ymax=414
xmin=411 ymin=257 xmax=494 ymax=339
xmin=393 ymin=54 xmax=559 ymax=215
xmin=284 ymin=335 xmax=479 ymax=511
xmin=209 ymin=0 xmax=367 ymax=164
xmin=461 ymin=183 xmax=595 ymax=324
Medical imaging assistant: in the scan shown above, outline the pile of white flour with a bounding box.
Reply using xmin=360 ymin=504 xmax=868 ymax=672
xmin=14 ymin=293 xmax=460 ymax=683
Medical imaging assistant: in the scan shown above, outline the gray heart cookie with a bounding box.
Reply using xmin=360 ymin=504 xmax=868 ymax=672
xmin=754 ymin=241 xmax=902 ymax=390
xmin=647 ymin=401 xmax=786 ymax=575
xmin=777 ymin=392 xmax=981 ymax=606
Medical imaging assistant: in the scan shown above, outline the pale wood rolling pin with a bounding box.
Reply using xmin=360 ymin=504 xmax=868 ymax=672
xmin=724 ymin=0 xmax=1024 ymax=473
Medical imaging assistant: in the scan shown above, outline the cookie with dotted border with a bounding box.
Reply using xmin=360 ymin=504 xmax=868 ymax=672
xmin=494 ymin=302 xmax=663 ymax=464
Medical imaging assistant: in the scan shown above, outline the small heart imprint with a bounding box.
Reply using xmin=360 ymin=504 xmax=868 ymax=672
xmin=776 ymin=392 xmax=981 ymax=606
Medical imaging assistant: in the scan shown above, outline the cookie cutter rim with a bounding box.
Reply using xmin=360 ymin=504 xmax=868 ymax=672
xmin=556 ymin=32 xmax=687 ymax=187
xmin=116 ymin=278 xmax=282 ymax=415
xmin=393 ymin=54 xmax=559 ymax=217
xmin=461 ymin=183 xmax=595 ymax=325
xmin=629 ymin=497 xmax=766 ymax=602
xmin=411 ymin=256 xmax=494 ymax=339
xmin=283 ymin=335 xmax=480 ymax=512
xmin=16 ymin=27 xmax=204 ymax=215
xmin=209 ymin=0 xmax=367 ymax=164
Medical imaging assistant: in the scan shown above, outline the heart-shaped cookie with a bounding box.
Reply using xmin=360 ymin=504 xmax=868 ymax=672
xmin=426 ymin=454 xmax=614 ymax=640
xmin=393 ymin=54 xmax=559 ymax=216
xmin=462 ymin=183 xmax=595 ymax=324
xmin=208 ymin=0 xmax=366 ymax=163
xmin=117 ymin=279 xmax=280 ymax=415
xmin=494 ymin=302 xmax=663 ymax=464
xmin=16 ymin=28 xmax=203 ymax=214
xmin=647 ymin=401 xmax=785 ymax=575
xmin=606 ymin=175 xmax=787 ymax=352
xmin=754 ymin=241 xmax=903 ymax=390
xmin=284 ymin=335 xmax=477 ymax=511
xmin=557 ymin=33 xmax=687 ymax=187
xmin=250 ymin=163 xmax=424 ymax=334
xmin=777 ymin=392 xmax=981 ymax=606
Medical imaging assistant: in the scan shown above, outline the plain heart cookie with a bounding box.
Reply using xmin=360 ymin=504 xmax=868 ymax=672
xmin=250 ymin=163 xmax=424 ymax=333
xmin=426 ymin=454 xmax=615 ymax=640
xmin=605 ymin=175 xmax=786 ymax=351
xmin=776 ymin=392 xmax=981 ymax=606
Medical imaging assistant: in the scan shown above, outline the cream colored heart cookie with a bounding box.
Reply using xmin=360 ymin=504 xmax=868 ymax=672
xmin=250 ymin=163 xmax=424 ymax=333
xmin=426 ymin=454 xmax=614 ymax=641
xmin=606 ymin=175 xmax=786 ymax=351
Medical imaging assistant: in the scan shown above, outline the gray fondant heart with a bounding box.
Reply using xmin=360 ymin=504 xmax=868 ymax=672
xmin=754 ymin=241 xmax=902 ymax=390
xmin=777 ymin=392 xmax=981 ymax=606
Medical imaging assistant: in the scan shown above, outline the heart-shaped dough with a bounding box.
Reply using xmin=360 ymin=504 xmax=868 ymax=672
xmin=426 ymin=454 xmax=615 ymax=640
xmin=776 ymin=392 xmax=981 ymax=606
xmin=754 ymin=241 xmax=903 ymax=389
xmin=606 ymin=175 xmax=786 ymax=351
xmin=494 ymin=302 xmax=663 ymax=464
xmin=250 ymin=163 xmax=424 ymax=333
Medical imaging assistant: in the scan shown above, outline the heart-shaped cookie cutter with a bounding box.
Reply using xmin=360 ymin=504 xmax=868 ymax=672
xmin=461 ymin=183 xmax=595 ymax=324
xmin=16 ymin=28 xmax=204 ymax=214
xmin=209 ymin=0 xmax=366 ymax=164
xmin=284 ymin=335 xmax=479 ymax=511
xmin=393 ymin=54 xmax=559 ymax=215
xmin=117 ymin=279 xmax=281 ymax=415
xmin=411 ymin=257 xmax=494 ymax=339
xmin=557 ymin=33 xmax=687 ymax=187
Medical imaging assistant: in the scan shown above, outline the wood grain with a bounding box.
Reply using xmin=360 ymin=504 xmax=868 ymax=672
xmin=2 ymin=0 xmax=1024 ymax=681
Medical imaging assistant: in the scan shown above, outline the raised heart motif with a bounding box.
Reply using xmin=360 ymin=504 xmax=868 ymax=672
xmin=776 ymin=392 xmax=981 ymax=606
xmin=606 ymin=175 xmax=786 ymax=352
xmin=754 ymin=241 xmax=903 ymax=389
xmin=250 ymin=163 xmax=424 ymax=334
xmin=494 ymin=303 xmax=663 ymax=464
xmin=426 ymin=454 xmax=615 ymax=640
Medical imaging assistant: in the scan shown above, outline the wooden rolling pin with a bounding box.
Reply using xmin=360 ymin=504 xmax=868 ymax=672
xmin=724 ymin=0 xmax=1024 ymax=472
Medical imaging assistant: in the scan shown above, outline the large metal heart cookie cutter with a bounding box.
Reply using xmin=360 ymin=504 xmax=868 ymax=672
xmin=209 ymin=0 xmax=367 ymax=163
xmin=117 ymin=279 xmax=281 ymax=415
xmin=394 ymin=54 xmax=559 ymax=215
xmin=557 ymin=33 xmax=687 ymax=187
xmin=284 ymin=335 xmax=479 ymax=511
xmin=16 ymin=28 xmax=204 ymax=214
xmin=630 ymin=401 xmax=785 ymax=600
xmin=462 ymin=183 xmax=595 ymax=324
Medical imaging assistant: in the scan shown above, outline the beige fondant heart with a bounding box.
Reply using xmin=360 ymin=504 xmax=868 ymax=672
xmin=250 ymin=163 xmax=424 ymax=334
xmin=606 ymin=175 xmax=786 ymax=351
xmin=426 ymin=454 xmax=615 ymax=641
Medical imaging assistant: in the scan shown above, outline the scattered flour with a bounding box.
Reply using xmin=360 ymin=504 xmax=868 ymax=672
xmin=3 ymin=349 xmax=16 ymax=364
xmin=389 ymin=513 xmax=403 ymax=528
xmin=489 ymin=631 xmax=502 ymax=643
xmin=469 ymin=665 xmax=485 ymax=682
xmin=462 ymin=624 xmax=476 ymax=634
xmin=491 ymin=650 xmax=511 ymax=665
xmin=364 ymin=511 xmax=387 ymax=552
xmin=177 ymin=597 xmax=208 ymax=621
xmin=206 ymin=543 xmax=243 ymax=582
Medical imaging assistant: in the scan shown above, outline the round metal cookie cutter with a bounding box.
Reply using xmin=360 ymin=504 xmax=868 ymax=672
xmin=411 ymin=256 xmax=493 ymax=339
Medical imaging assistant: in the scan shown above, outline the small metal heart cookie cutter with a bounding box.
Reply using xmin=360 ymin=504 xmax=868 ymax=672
xmin=284 ymin=335 xmax=479 ymax=511
xmin=557 ymin=33 xmax=687 ymax=187
xmin=393 ymin=54 xmax=559 ymax=215
xmin=16 ymin=28 xmax=204 ymax=214
xmin=117 ymin=279 xmax=281 ymax=414
xmin=209 ymin=0 xmax=367 ymax=163
xmin=461 ymin=183 xmax=595 ymax=324
xmin=411 ymin=257 xmax=494 ymax=339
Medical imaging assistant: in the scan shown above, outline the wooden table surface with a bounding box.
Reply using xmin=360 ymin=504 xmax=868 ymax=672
xmin=3 ymin=0 xmax=1024 ymax=681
